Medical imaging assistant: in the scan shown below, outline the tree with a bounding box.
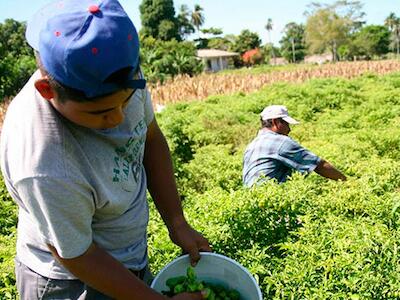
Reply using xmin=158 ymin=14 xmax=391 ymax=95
xmin=231 ymin=30 xmax=261 ymax=54
xmin=140 ymin=36 xmax=203 ymax=83
xmin=384 ymin=12 xmax=400 ymax=56
xmin=191 ymin=4 xmax=205 ymax=39
xmin=265 ymin=18 xmax=276 ymax=64
xmin=0 ymin=19 xmax=36 ymax=100
xmin=0 ymin=19 xmax=32 ymax=58
xmin=242 ymin=48 xmax=263 ymax=66
xmin=350 ymin=25 xmax=390 ymax=59
xmin=305 ymin=1 xmax=365 ymax=61
xmin=139 ymin=0 xmax=180 ymax=41
xmin=177 ymin=5 xmax=195 ymax=40
xmin=206 ymin=37 xmax=233 ymax=51
xmin=280 ymin=22 xmax=306 ymax=63
xmin=201 ymin=27 xmax=223 ymax=36
xmin=230 ymin=30 xmax=261 ymax=67
xmin=204 ymin=33 xmax=235 ymax=51
xmin=196 ymin=27 xmax=224 ymax=50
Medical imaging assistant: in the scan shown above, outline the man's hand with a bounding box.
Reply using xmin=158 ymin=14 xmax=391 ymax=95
xmin=168 ymin=221 xmax=211 ymax=266
xmin=315 ymin=159 xmax=347 ymax=181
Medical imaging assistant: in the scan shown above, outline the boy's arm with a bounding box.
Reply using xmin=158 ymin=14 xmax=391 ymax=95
xmin=48 ymin=243 xmax=166 ymax=300
xmin=48 ymin=243 xmax=205 ymax=299
xmin=143 ymin=118 xmax=211 ymax=265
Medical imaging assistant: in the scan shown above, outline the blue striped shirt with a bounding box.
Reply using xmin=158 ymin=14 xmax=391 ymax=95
xmin=243 ymin=129 xmax=321 ymax=186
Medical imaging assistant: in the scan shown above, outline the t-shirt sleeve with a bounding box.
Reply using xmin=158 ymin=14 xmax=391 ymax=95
xmin=277 ymin=137 xmax=321 ymax=173
xmin=142 ymin=89 xmax=154 ymax=126
xmin=15 ymin=176 xmax=95 ymax=259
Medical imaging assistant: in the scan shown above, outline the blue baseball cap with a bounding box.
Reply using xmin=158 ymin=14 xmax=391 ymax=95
xmin=26 ymin=0 xmax=146 ymax=98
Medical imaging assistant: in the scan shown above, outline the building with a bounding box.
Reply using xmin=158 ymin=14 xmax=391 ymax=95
xmin=304 ymin=53 xmax=333 ymax=65
xmin=196 ymin=49 xmax=239 ymax=72
xmin=269 ymin=57 xmax=288 ymax=66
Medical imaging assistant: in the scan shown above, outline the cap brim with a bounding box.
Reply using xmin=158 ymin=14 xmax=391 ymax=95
xmin=282 ymin=116 xmax=300 ymax=124
xmin=124 ymin=79 xmax=146 ymax=90
xmin=26 ymin=1 xmax=58 ymax=50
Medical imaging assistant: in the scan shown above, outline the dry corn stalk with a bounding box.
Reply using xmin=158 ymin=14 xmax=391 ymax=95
xmin=149 ymin=60 xmax=400 ymax=106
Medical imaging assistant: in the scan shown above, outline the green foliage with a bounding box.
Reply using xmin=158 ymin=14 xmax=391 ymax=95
xmin=305 ymin=1 xmax=365 ymax=60
xmin=202 ymin=37 xmax=232 ymax=51
xmin=384 ymin=12 xmax=400 ymax=55
xmin=177 ymin=5 xmax=195 ymax=39
xmin=0 ymin=19 xmax=32 ymax=58
xmin=0 ymin=178 xmax=17 ymax=299
xmin=231 ymin=30 xmax=261 ymax=54
xmin=139 ymin=0 xmax=180 ymax=41
xmin=191 ymin=4 xmax=205 ymax=34
xmin=162 ymin=266 xmax=241 ymax=298
xmin=0 ymin=234 xmax=17 ymax=300
xmin=140 ymin=37 xmax=203 ymax=83
xmin=0 ymin=179 xmax=17 ymax=236
xmin=178 ymin=144 xmax=243 ymax=195
xmin=196 ymin=28 xmax=232 ymax=51
xmin=230 ymin=30 xmax=261 ymax=67
xmin=150 ymin=71 xmax=400 ymax=298
xmin=0 ymin=54 xmax=36 ymax=100
xmin=280 ymin=22 xmax=306 ymax=63
xmin=0 ymin=19 xmax=35 ymax=100
xmin=351 ymin=25 xmax=391 ymax=59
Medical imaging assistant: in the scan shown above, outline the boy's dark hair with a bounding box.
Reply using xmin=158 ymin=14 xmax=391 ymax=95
xmin=35 ymin=51 xmax=136 ymax=103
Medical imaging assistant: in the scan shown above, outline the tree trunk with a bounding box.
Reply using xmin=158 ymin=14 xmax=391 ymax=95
xmin=332 ymin=40 xmax=337 ymax=62
xmin=291 ymin=38 xmax=296 ymax=63
xmin=268 ymin=31 xmax=276 ymax=65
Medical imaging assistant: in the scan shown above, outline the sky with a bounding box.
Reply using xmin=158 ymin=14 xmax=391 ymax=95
xmin=1 ymin=0 xmax=399 ymax=46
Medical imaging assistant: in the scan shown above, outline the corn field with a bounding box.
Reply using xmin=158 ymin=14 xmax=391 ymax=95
xmin=149 ymin=60 xmax=400 ymax=106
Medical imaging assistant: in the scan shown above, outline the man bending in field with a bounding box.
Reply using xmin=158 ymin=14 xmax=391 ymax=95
xmin=242 ymin=105 xmax=347 ymax=186
xmin=0 ymin=0 xmax=211 ymax=299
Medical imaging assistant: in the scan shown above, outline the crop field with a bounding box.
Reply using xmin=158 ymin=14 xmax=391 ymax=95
xmin=2 ymin=63 xmax=400 ymax=298
xmin=150 ymin=60 xmax=400 ymax=106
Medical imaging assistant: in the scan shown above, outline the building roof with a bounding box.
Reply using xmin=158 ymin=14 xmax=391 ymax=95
xmin=197 ymin=49 xmax=239 ymax=58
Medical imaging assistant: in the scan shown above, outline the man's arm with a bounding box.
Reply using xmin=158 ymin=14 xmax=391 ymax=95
xmin=143 ymin=119 xmax=211 ymax=265
xmin=314 ymin=159 xmax=347 ymax=181
xmin=48 ymin=243 xmax=166 ymax=300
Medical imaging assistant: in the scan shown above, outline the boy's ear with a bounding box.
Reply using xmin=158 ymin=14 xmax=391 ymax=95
xmin=34 ymin=78 xmax=55 ymax=100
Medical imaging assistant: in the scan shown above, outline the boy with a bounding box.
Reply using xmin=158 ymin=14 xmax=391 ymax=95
xmin=0 ymin=0 xmax=210 ymax=299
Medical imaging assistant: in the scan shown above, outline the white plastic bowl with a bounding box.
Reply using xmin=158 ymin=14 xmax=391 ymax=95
xmin=151 ymin=252 xmax=263 ymax=300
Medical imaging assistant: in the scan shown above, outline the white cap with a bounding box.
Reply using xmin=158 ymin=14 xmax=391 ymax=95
xmin=260 ymin=105 xmax=299 ymax=124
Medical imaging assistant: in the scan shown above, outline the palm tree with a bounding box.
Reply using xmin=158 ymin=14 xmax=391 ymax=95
xmin=385 ymin=12 xmax=397 ymax=31
xmin=191 ymin=4 xmax=205 ymax=39
xmin=177 ymin=4 xmax=194 ymax=39
xmin=385 ymin=12 xmax=400 ymax=57
xmin=265 ymin=18 xmax=276 ymax=64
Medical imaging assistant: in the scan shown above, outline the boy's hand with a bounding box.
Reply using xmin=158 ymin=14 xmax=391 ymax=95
xmin=168 ymin=221 xmax=211 ymax=266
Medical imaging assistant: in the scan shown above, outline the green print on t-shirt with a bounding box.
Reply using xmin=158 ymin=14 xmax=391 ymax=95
xmin=112 ymin=120 xmax=146 ymax=183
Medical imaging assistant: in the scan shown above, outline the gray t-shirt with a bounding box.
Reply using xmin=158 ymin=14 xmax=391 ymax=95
xmin=0 ymin=70 xmax=155 ymax=279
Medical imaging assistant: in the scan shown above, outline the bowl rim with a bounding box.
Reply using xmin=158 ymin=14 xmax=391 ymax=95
xmin=151 ymin=251 xmax=263 ymax=299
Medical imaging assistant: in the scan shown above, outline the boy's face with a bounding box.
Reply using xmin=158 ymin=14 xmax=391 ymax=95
xmin=49 ymin=88 xmax=135 ymax=129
